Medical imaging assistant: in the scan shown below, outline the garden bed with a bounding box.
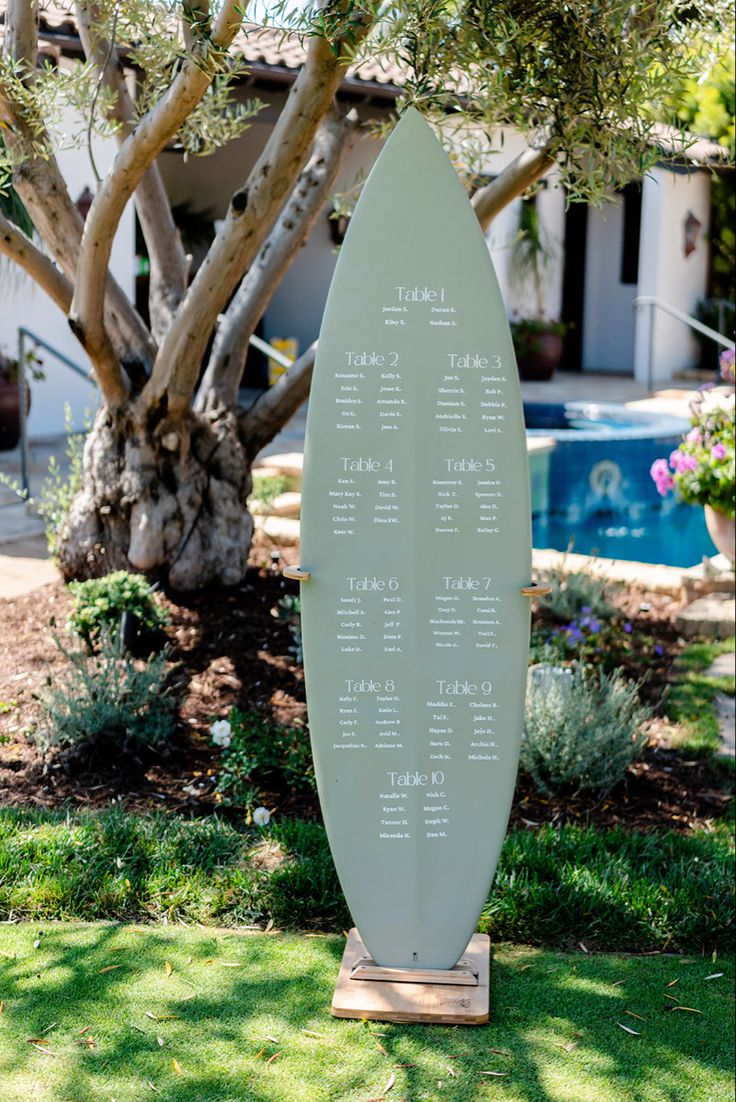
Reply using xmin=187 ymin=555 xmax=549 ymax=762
xmin=0 ymin=566 xmax=732 ymax=833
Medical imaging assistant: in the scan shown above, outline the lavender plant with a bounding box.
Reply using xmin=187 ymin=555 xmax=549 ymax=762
xmin=521 ymin=665 xmax=650 ymax=795
xmin=38 ymin=631 xmax=176 ymax=752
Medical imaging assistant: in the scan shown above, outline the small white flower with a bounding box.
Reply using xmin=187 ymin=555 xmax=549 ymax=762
xmin=210 ymin=719 xmax=232 ymax=748
xmin=252 ymin=806 xmax=271 ymax=827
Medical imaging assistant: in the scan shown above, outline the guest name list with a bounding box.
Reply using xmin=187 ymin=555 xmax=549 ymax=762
xmin=302 ymin=273 xmax=529 ymax=844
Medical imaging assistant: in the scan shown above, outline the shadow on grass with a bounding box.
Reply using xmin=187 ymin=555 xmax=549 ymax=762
xmin=367 ymin=950 xmax=734 ymax=1102
xmin=1 ymin=924 xmax=356 ymax=1102
xmin=0 ymin=925 xmax=733 ymax=1102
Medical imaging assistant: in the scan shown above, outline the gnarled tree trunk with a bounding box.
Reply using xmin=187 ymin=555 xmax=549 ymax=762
xmin=57 ymin=406 xmax=253 ymax=590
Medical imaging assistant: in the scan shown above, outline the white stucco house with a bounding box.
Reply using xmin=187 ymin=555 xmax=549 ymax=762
xmin=0 ymin=6 xmax=728 ymax=438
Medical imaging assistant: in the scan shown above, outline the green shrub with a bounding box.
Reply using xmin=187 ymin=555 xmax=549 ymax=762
xmin=530 ymin=584 xmax=671 ymax=678
xmin=529 ymin=615 xmax=634 ymax=673
xmin=538 ymin=565 xmax=618 ymax=622
xmin=250 ymin=472 xmax=287 ymax=507
xmin=214 ymin=708 xmax=315 ymax=808
xmin=67 ymin=570 xmax=169 ymax=648
xmin=0 ymin=405 xmax=85 ymax=556
xmin=38 ymin=632 xmax=177 ymax=751
xmin=38 ymin=405 xmax=87 ymax=558
xmin=521 ymin=665 xmax=650 ymax=795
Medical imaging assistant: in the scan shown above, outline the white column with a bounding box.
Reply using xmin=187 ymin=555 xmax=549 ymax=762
xmin=634 ymin=167 xmax=711 ymax=388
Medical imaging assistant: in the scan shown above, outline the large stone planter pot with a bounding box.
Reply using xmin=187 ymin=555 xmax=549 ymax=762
xmin=704 ymin=505 xmax=736 ymax=563
xmin=515 ymin=331 xmax=564 ymax=382
xmin=0 ymin=378 xmax=21 ymax=451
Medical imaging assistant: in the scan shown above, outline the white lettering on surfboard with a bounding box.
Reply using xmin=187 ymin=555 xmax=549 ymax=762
xmin=394 ymin=285 xmax=445 ymax=303
xmin=345 ymin=351 xmax=399 ymax=367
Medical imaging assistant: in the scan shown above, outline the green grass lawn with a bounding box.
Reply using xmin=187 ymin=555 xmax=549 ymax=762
xmin=667 ymin=638 xmax=736 ymax=756
xmin=1 ymin=808 xmax=734 ymax=952
xmin=0 ymin=924 xmax=732 ymax=1102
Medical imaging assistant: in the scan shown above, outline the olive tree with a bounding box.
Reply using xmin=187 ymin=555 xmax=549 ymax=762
xmin=0 ymin=0 xmax=727 ymax=588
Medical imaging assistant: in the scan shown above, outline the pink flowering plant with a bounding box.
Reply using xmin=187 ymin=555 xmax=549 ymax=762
xmin=650 ymin=349 xmax=735 ymax=518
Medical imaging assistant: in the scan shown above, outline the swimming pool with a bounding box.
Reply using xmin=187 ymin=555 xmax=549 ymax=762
xmin=525 ymin=401 xmax=717 ymax=568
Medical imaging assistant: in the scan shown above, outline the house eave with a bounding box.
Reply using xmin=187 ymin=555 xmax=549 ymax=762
xmin=34 ymin=24 xmax=401 ymax=103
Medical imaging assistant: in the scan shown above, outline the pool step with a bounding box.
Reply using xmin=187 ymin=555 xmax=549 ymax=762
xmin=250 ymin=492 xmax=302 ymax=519
xmin=254 ymin=515 xmax=301 ymax=546
xmin=253 ymin=452 xmax=304 ymax=492
xmin=675 ymin=593 xmax=735 ymax=640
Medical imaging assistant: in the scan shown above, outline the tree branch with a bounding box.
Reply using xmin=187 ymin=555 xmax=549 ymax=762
xmin=196 ymin=105 xmax=358 ymax=412
xmin=2 ymin=0 xmax=131 ymax=406
xmin=4 ymin=0 xmax=38 ymax=72
xmin=182 ymin=1 xmax=211 ymax=50
xmin=0 ymin=211 xmax=73 ymax=313
xmin=1 ymin=81 xmax=154 ymax=378
xmin=69 ymin=0 xmax=245 ymax=384
xmin=238 ymin=342 xmax=316 ymax=460
xmin=75 ymin=1 xmax=189 ymax=343
xmin=237 ymin=129 xmax=556 ymax=453
xmin=144 ymin=12 xmax=374 ymax=420
xmin=472 ymin=143 xmax=557 ymax=230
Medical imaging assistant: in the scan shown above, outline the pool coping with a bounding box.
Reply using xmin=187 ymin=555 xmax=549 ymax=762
xmin=525 ymin=401 xmax=690 ymax=443
xmin=532 ymin=546 xmax=734 ymax=597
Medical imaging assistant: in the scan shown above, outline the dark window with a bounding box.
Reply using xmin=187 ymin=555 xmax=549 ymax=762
xmin=620 ymin=183 xmax=642 ymax=284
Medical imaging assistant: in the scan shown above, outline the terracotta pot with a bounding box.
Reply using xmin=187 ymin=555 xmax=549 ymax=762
xmin=0 ymin=378 xmax=21 ymax=451
xmin=704 ymin=505 xmax=736 ymax=563
xmin=0 ymin=377 xmax=31 ymax=451
xmin=515 ymin=331 xmax=564 ymax=382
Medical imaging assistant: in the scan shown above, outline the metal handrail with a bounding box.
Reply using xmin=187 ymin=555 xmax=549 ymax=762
xmin=633 ymin=296 xmax=735 ymax=348
xmin=7 ymin=328 xmax=295 ymax=503
xmin=13 ymin=328 xmax=94 ymax=503
xmin=633 ymin=296 xmax=735 ymax=391
xmin=701 ymin=297 xmax=735 ymax=339
xmin=248 ymin=333 xmax=294 ymax=369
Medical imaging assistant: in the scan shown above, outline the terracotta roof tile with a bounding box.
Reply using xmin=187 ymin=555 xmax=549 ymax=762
xmin=648 ymin=121 xmax=727 ymax=165
xmin=234 ymin=23 xmax=404 ymax=86
xmin=0 ymin=2 xmax=404 ymax=87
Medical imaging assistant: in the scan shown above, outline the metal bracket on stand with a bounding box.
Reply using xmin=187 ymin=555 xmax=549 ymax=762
xmin=351 ymin=956 xmax=479 ymax=987
xmin=283 ymin=565 xmax=312 ymax=582
xmin=520 ymin=582 xmax=552 ymax=597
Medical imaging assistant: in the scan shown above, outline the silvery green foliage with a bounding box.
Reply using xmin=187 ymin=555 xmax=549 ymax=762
xmin=3 ymin=0 xmax=732 ymax=207
xmin=521 ymin=664 xmax=650 ymax=796
xmin=37 ymin=406 xmax=87 ymax=559
xmin=0 ymin=0 xmax=263 ymax=190
xmin=39 ymin=630 xmax=176 ymax=751
xmin=391 ymin=0 xmax=734 ymax=202
xmin=539 ymin=566 xmax=619 ymax=622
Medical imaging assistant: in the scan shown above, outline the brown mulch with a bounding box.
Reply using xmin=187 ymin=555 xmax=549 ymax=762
xmin=0 ymin=563 xmax=731 ymax=832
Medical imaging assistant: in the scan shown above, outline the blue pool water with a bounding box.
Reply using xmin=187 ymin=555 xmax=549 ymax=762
xmin=532 ymin=501 xmax=714 ymax=567
xmin=525 ymin=401 xmax=717 ymax=568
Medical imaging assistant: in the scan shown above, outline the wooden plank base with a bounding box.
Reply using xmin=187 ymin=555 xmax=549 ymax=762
xmin=331 ymin=930 xmax=490 ymax=1025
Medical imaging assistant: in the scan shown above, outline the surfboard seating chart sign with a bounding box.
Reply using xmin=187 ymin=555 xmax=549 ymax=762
xmin=299 ymin=108 xmax=532 ymax=976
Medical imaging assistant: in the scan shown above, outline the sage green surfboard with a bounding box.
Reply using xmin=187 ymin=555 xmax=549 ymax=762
xmin=299 ymin=108 xmax=531 ymax=970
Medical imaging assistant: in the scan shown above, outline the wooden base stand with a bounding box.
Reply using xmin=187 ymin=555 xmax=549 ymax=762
xmin=331 ymin=929 xmax=490 ymax=1025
